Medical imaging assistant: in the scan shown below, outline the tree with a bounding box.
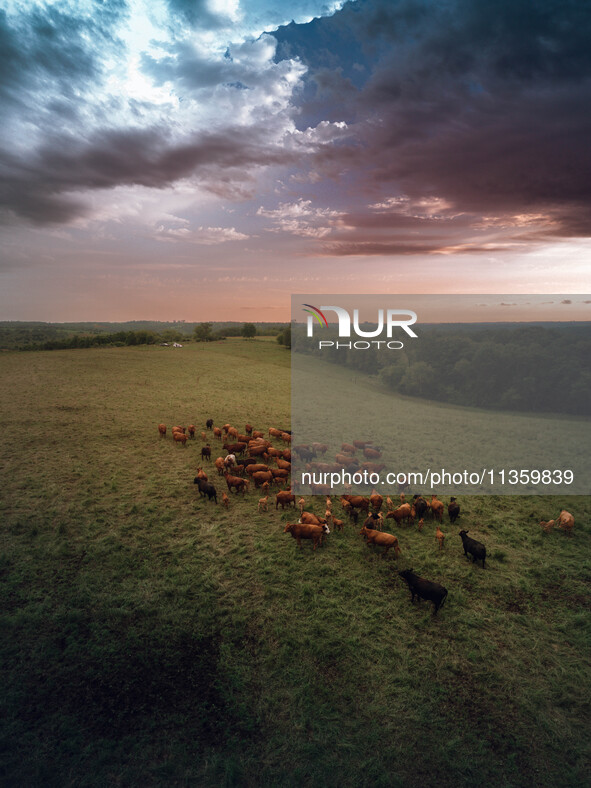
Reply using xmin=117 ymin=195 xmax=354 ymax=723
xmin=277 ymin=326 xmax=291 ymax=349
xmin=162 ymin=328 xmax=184 ymax=343
xmin=242 ymin=322 xmax=256 ymax=339
xmin=193 ymin=323 xmax=213 ymax=342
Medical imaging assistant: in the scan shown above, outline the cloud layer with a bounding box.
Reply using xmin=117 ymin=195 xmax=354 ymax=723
xmin=1 ymin=0 xmax=590 ymax=322
xmin=273 ymin=0 xmax=591 ymax=251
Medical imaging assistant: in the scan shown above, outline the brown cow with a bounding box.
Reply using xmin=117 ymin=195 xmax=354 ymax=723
xmin=556 ymin=510 xmax=575 ymax=535
xmin=223 ymin=442 xmax=247 ymax=455
xmin=362 ymin=463 xmax=386 ymax=474
xmin=173 ymin=431 xmax=187 ymax=446
xmin=310 ymin=484 xmax=332 ymax=495
xmin=359 ymin=525 xmax=401 ymax=558
xmin=187 ymin=425 xmax=196 ymax=439
xmin=252 ymin=470 xmax=273 ymax=488
xmin=276 ymin=491 xmax=296 ymax=510
xmin=249 ymin=438 xmax=271 ymax=448
xmin=436 ymin=525 xmax=445 ymax=550
xmin=386 ymin=503 xmax=413 ymax=525
xmin=430 ymin=495 xmax=444 ymax=522
xmin=370 ymin=492 xmax=383 ymax=512
xmin=245 ymin=464 xmax=270 ymax=475
xmin=158 ymin=423 xmax=167 ymax=438
xmin=284 ymin=522 xmax=329 ymax=550
xmin=258 ymin=495 xmax=269 ymax=512
xmin=342 ymin=495 xmax=370 ymax=512
xmin=300 ymin=511 xmax=327 ymax=525
xmin=224 ymin=473 xmax=248 ymax=495
xmin=335 ymin=454 xmax=359 ymax=468
xmin=249 ymin=446 xmax=269 ymax=458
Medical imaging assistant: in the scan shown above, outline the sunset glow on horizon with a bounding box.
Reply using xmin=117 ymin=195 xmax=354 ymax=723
xmin=1 ymin=0 xmax=590 ymax=321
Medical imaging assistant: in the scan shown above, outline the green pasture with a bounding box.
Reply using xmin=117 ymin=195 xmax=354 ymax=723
xmin=0 ymin=340 xmax=590 ymax=787
xmin=292 ymin=354 xmax=591 ymax=495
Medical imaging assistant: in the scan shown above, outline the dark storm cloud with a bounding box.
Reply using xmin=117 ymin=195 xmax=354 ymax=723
xmin=4 ymin=0 xmax=591 ymax=244
xmin=276 ymin=0 xmax=591 ymax=242
xmin=0 ymin=3 xmax=125 ymax=108
xmin=0 ymin=124 xmax=299 ymax=224
xmin=0 ymin=1 xmax=307 ymax=225
xmin=0 ymin=1 xmax=130 ymax=223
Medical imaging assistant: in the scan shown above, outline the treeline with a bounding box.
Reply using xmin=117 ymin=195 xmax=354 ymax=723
xmin=296 ymin=323 xmax=591 ymax=416
xmin=21 ymin=330 xmax=163 ymax=351
xmin=0 ymin=321 xmax=289 ymax=350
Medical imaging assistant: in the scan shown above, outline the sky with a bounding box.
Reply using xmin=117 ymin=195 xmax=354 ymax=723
xmin=1 ymin=0 xmax=590 ymax=321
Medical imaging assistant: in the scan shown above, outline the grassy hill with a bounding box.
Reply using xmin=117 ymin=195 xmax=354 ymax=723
xmin=0 ymin=340 xmax=589 ymax=786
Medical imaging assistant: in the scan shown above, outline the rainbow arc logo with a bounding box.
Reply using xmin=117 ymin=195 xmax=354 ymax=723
xmin=302 ymin=304 xmax=328 ymax=327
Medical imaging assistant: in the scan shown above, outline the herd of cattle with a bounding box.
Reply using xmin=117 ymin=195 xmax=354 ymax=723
xmin=158 ymin=421 xmax=576 ymax=616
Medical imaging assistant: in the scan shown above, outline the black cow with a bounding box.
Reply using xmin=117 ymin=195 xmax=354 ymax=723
xmin=206 ymin=418 xmax=214 ymax=430
xmin=448 ymin=497 xmax=461 ymax=524
xmin=194 ymin=477 xmax=217 ymax=503
xmin=201 ymin=445 xmax=212 ymax=460
xmin=294 ymin=446 xmax=315 ymax=462
xmin=236 ymin=457 xmax=257 ymax=469
xmin=459 ymin=530 xmax=486 ymax=567
xmin=399 ymin=569 xmax=448 ymax=615
xmin=413 ymin=495 xmax=428 ymax=519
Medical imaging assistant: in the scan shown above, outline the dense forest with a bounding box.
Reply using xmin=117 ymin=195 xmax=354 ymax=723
xmin=294 ymin=323 xmax=591 ymax=417
xmin=0 ymin=321 xmax=288 ymax=351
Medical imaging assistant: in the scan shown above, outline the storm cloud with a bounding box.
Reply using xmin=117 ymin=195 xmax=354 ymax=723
xmin=1 ymin=0 xmax=590 ymax=258
xmin=274 ymin=0 xmax=591 ymax=249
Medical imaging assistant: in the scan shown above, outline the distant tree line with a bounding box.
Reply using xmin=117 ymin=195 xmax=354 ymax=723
xmin=294 ymin=323 xmax=591 ymax=416
xmin=0 ymin=321 xmax=290 ymax=351
xmin=19 ymin=329 xmax=163 ymax=351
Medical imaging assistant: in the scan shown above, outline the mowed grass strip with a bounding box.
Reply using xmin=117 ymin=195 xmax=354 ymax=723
xmin=0 ymin=340 xmax=590 ymax=787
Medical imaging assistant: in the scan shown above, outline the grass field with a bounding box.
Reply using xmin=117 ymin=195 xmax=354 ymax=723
xmin=1 ymin=339 xmax=590 ymax=787
xmin=292 ymin=354 xmax=591 ymax=495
